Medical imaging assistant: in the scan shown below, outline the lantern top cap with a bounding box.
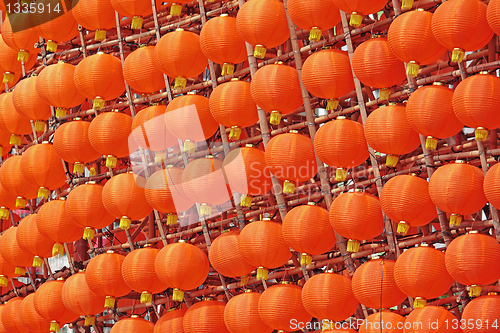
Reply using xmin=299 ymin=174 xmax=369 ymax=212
xmin=131 ymin=315 xmax=139 ymax=318
xmin=469 ymin=230 xmax=479 ymax=234
xmin=175 ymin=28 xmax=184 ymax=32
xmin=479 ymin=71 xmax=489 ymax=75
xmin=205 ymin=155 xmax=214 ymax=159
xmin=262 ymin=217 xmax=271 ymax=221
xmin=220 ymin=13 xmax=228 ymax=17
xmin=106 ymin=250 xmax=114 ymax=254
xmin=289 ymin=130 xmax=298 ymax=134
xmin=245 ymin=144 xmax=254 ymax=148
xmin=337 ymin=116 xmax=346 ymax=120
xmin=432 ymin=82 xmax=444 ymax=86
xmin=179 ymin=239 xmax=187 ymax=243
xmin=187 ymin=91 xmax=196 ymax=95
xmin=420 ymin=243 xmax=429 ymax=247
xmin=230 ymin=78 xmax=239 ymax=81
xmin=455 ymin=160 xmax=465 ymax=164
xmin=42 ymin=141 xmax=49 ymax=144
xmin=417 ymin=8 xmax=424 ymax=11
xmin=307 ymin=202 xmax=316 ymax=206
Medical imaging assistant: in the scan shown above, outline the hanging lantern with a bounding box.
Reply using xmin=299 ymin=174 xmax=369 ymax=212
xmin=0 ymin=38 xmax=36 ymax=88
xmin=155 ymin=308 xmax=187 ymax=333
xmin=0 ymin=130 xmax=12 ymax=158
xmin=122 ymin=246 xmax=168 ymax=304
xmin=404 ymin=306 xmax=459 ymax=333
xmin=209 ymin=79 xmax=259 ymax=141
xmin=154 ymin=29 xmax=208 ymax=90
xmin=264 ymin=131 xmax=317 ymax=194
xmin=364 ymin=104 xmax=421 ymax=167
xmin=0 ymin=252 xmax=17 ymax=287
xmin=380 ymin=175 xmax=437 ymax=235
xmin=351 ymin=36 xmax=406 ymax=100
xmin=258 ymin=283 xmax=312 ymax=332
xmin=181 ymin=156 xmax=232 ymax=216
xmin=406 ymin=83 xmax=463 ymax=150
xmin=37 ymin=199 xmax=83 ymax=257
xmin=282 ymin=203 xmax=336 ymax=266
xmin=487 ymin=0 xmax=500 ymax=36
xmin=352 ymin=258 xmax=406 ymax=309
xmin=86 ymin=251 xmax=132 ymax=308
xmin=20 ymin=141 xmax=67 ymax=200
xmin=155 ymin=241 xmax=210 ymax=302
xmin=329 ymin=190 xmax=384 ymax=253
xmin=109 ymin=0 xmax=163 ymax=25
xmin=287 ymin=0 xmax=341 ymax=42
xmin=359 ymin=312 xmax=405 ymax=333
xmin=208 ymin=230 xmax=257 ymax=284
xmin=0 ymin=156 xmax=39 ymax=209
xmin=432 ymin=0 xmax=493 ymax=63
xmin=20 ymin=293 xmax=51 ymax=333
xmin=0 ymin=227 xmax=33 ymax=275
xmin=2 ymin=297 xmax=30 ymax=333
xmin=123 ymin=45 xmax=166 ymax=94
xmin=314 ymin=117 xmax=369 ymax=181
xmin=183 ymin=300 xmax=229 ymax=333
xmin=12 ymin=76 xmax=52 ymax=132
xmin=0 ymin=92 xmax=32 ymax=146
xmin=224 ymin=291 xmax=273 ymax=333
xmin=250 ymin=63 xmax=303 ymax=125
xmin=0 ymin=182 xmax=16 ymax=221
xmin=302 ymin=271 xmax=359 ymax=321
xmin=164 ymin=93 xmax=218 ymax=153
xmin=222 ymin=145 xmax=272 ymax=207
xmin=428 ymin=161 xmax=487 ymax=227
xmin=36 ymin=61 xmax=86 ymax=118
xmin=387 ymin=9 xmax=446 ymax=77
xmin=1 ymin=13 xmax=39 ymax=63
xmin=236 ymin=0 xmax=290 ymax=59
xmin=110 ymin=316 xmax=155 ymax=333
xmin=332 ymin=0 xmax=388 ymax=28
xmin=445 ymin=231 xmax=500 ymax=298
xmin=394 ymin=245 xmax=454 ymax=308
xmin=16 ymin=214 xmax=54 ymax=268
xmin=452 ymin=72 xmax=500 ymax=142
xmin=102 ymin=173 xmax=152 ymax=230
xmin=88 ymin=110 xmax=133 ymax=169
xmin=485 ymin=163 xmax=500 ymax=209
xmin=302 ymin=48 xmax=355 ymax=111
xmin=72 ymin=0 xmax=116 ymax=41
xmin=74 ymin=52 xmax=126 ymax=110
xmin=238 ymin=218 xmax=291 ymax=280
xmin=199 ymin=14 xmax=247 ymax=76
xmin=144 ymin=166 xmax=194 ymax=225
xmin=462 ymin=294 xmax=500 ymax=333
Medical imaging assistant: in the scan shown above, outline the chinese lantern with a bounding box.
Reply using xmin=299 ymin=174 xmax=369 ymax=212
xmin=20 ymin=141 xmax=67 ymax=199
xmin=258 ymin=283 xmax=312 ymax=331
xmin=0 ymin=227 xmax=33 ymax=275
xmin=20 ymin=293 xmax=51 ymax=333
xmin=224 ymin=291 xmax=273 ymax=333
xmin=302 ymin=48 xmax=354 ymax=111
xmin=36 ymin=61 xmax=86 ymax=118
xmin=86 ymin=251 xmax=132 ymax=308
xmin=387 ymin=9 xmax=446 ymax=77
xmin=102 ymin=172 xmax=152 ymax=230
xmin=351 ymin=36 xmax=406 ymax=100
xmin=62 ymin=271 xmax=106 ymax=326
xmin=155 ymin=29 xmax=208 ymax=90
xmin=394 ymin=245 xmax=454 ymax=308
xmin=74 ymin=52 xmax=126 ymax=110
xmin=364 ymin=104 xmax=420 ymax=167
xmin=0 ymin=252 xmax=17 ymax=287
xmin=164 ymin=93 xmax=218 ymax=152
xmin=406 ymin=83 xmax=463 ymax=150
xmin=110 ymin=316 xmax=155 ymax=333
xmin=182 ymin=156 xmax=232 ymax=216
xmin=30 ymin=0 xmax=79 ymax=52
xmin=209 ymin=79 xmax=259 ymax=141
xmin=302 ymin=271 xmax=359 ymax=321
xmin=0 ymin=38 xmax=36 ymax=87
xmin=432 ymin=0 xmax=493 ymax=63
xmin=428 ymin=161 xmax=487 ymax=227
xmin=487 ymin=0 xmax=500 ymax=36
xmin=199 ymin=14 xmax=247 ymax=76
xmin=314 ymin=116 xmax=369 ymax=181
xmin=1 ymin=13 xmax=39 ymax=63
xmin=250 ymin=63 xmax=303 ymax=125
xmin=184 ymin=300 xmax=229 ymax=333
xmin=264 ymin=131 xmax=317 ymax=194
xmin=452 ymin=72 xmax=500 ymax=141
xmin=282 ymin=203 xmax=336 ymax=266
xmin=380 ymin=175 xmax=437 ymax=235
xmin=208 ymin=230 xmax=257 ymax=283
xmin=329 ymin=190 xmax=384 ymax=252
xmin=88 ymin=110 xmax=133 ymax=168
xmin=144 ymin=166 xmax=194 ymax=225
xmin=34 ymin=279 xmax=80 ymax=333
xmin=123 ymin=46 xmax=165 ymax=94
xmin=36 ymin=199 xmax=83 ymax=257
xmin=236 ymin=0 xmax=290 ymax=59
xmin=0 ymin=156 xmax=38 ymax=209
xmin=0 ymin=182 xmax=16 ymax=220
xmin=0 ymin=130 xmax=12 ymax=158
xmin=0 ymin=306 xmax=5 ymax=333
xmin=110 ymin=0 xmax=163 ymax=25
xmin=359 ymin=312 xmax=405 ymax=333
xmin=16 ymin=214 xmax=54 ymax=268
xmin=485 ymin=163 xmax=500 ymax=209
xmin=0 ymin=92 xmax=32 ymax=146
xmin=404 ymin=306 xmax=459 ymax=333
xmin=332 ymin=0 xmax=388 ymax=27
xmin=352 ymin=258 xmax=406 ymax=309
xmin=462 ymin=294 xmax=500 ymax=333
xmin=222 ymin=145 xmax=272 ymax=207
xmin=2 ymin=297 xmax=29 ymax=333
xmin=72 ymin=0 xmax=116 ymax=41
xmin=12 ymin=76 xmax=52 ymax=132
xmin=154 ymin=308 xmax=186 ymax=333
xmin=445 ymin=231 xmax=500 ymax=297
xmin=287 ymin=0 xmax=341 ymax=42
xmin=238 ymin=218 xmax=291 ymax=280
xmin=155 ymin=241 xmax=210 ymax=302
xmin=66 ymin=182 xmax=116 ymax=240
xmin=122 ymin=246 xmax=168 ymax=304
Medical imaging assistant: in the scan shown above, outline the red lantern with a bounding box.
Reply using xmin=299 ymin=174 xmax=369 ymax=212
xmin=487 ymin=0 xmax=500 ymax=36
xmin=110 ymin=0 xmax=163 ymax=27
xmin=403 ymin=306 xmax=459 ymax=333
xmin=0 ymin=155 xmax=38 ymax=209
xmin=1 ymin=13 xmax=39 ymax=63
xmin=359 ymin=312 xmax=405 ymax=333
xmin=12 ymin=76 xmax=52 ymax=132
xmin=183 ymin=300 xmax=229 ymax=333
xmin=0 ymin=252 xmax=17 ymax=287
xmin=16 ymin=214 xmax=54 ymax=268
xmin=20 ymin=293 xmax=51 ymax=333
xmin=332 ymin=0 xmax=388 ymax=28
xmin=224 ymin=292 xmax=273 ymax=333
xmin=154 ymin=308 xmax=186 ymax=333
xmin=110 ymin=316 xmax=155 ymax=333
xmin=72 ymin=0 xmax=116 ymax=41
xmin=0 ymin=227 xmax=33 ymax=275
xmin=287 ymin=0 xmax=341 ymax=42
xmin=462 ymin=294 xmax=500 ymax=333
xmin=0 ymin=39 xmax=36 ymax=88
xmin=0 ymin=92 xmax=32 ymax=146
xmin=2 ymin=297 xmax=29 ymax=333
xmin=0 ymin=182 xmax=16 ymax=220
xmin=123 ymin=46 xmax=165 ymax=94
xmin=485 ymin=163 xmax=500 ymax=209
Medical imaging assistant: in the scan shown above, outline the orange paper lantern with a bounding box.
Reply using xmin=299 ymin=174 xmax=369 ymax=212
xmin=1 ymin=13 xmax=38 ymax=63
xmin=110 ymin=316 xmax=155 ymax=333
xmin=0 ymin=92 xmax=32 ymax=146
xmin=0 ymin=155 xmax=38 ymax=208
xmin=123 ymin=46 xmax=166 ymax=94
xmin=0 ymin=227 xmax=33 ymax=275
xmin=0 ymin=182 xmax=16 ymax=220
xmin=462 ymin=294 xmax=500 ymax=333
xmin=16 ymin=214 xmax=54 ymax=268
xmin=487 ymin=0 xmax=500 ymax=36
xmin=12 ymin=76 xmax=52 ymax=132
xmin=224 ymin=292 xmax=273 ymax=333
xmin=20 ymin=293 xmax=51 ymax=333
xmin=287 ymin=0 xmax=341 ymax=42
xmin=0 ymin=38 xmax=36 ymax=88
xmin=72 ymin=0 xmax=116 ymax=41
xmin=332 ymin=0 xmax=388 ymax=28
xmin=2 ymin=297 xmax=29 ymax=333
xmin=110 ymin=0 xmax=163 ymax=28
xmin=154 ymin=308 xmax=186 ymax=333
xmin=184 ymin=300 xmax=230 ymax=333
xmin=403 ymin=306 xmax=459 ymax=333
xmin=359 ymin=312 xmax=405 ymax=333
xmin=485 ymin=163 xmax=500 ymax=209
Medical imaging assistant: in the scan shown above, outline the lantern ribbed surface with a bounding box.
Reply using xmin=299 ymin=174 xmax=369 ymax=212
xmin=122 ymin=247 xmax=168 ymax=294
xmin=184 ymin=300 xmax=229 ymax=333
xmin=287 ymin=0 xmax=341 ymax=32
xmin=0 ymin=182 xmax=16 ymax=210
xmin=394 ymin=246 xmax=454 ymax=300
xmin=2 ymin=297 xmax=28 ymax=333
xmin=209 ymin=230 xmax=256 ymax=278
xmin=16 ymin=213 xmax=54 ymax=259
xmin=20 ymin=293 xmax=51 ymax=333
xmin=61 ymin=271 xmax=106 ymax=317
xmin=224 ymin=292 xmax=273 ymax=333
xmin=0 ymin=92 xmax=32 ymax=137
xmin=30 ymin=0 xmax=79 ymax=44
xmin=36 ymin=199 xmax=83 ymax=244
xmin=0 ymin=155 xmax=38 ymax=201
xmin=352 ymin=259 xmax=406 ymax=309
xmin=12 ymin=76 xmax=52 ymax=122
xmin=86 ymin=252 xmax=132 ymax=298
xmin=0 ymin=306 xmax=5 ymax=333
xmin=359 ymin=311 xmax=405 ymax=333
xmin=53 ymin=119 xmax=101 ymax=165
xmin=132 ymin=105 xmax=177 ymax=152
xmin=33 ymin=280 xmax=80 ymax=326
xmin=154 ymin=308 xmax=186 ymax=333
xmin=302 ymin=272 xmax=359 ymax=321
xmin=332 ymin=0 xmax=387 ymax=16
xmin=89 ymin=111 xmax=133 ymax=158
xmin=485 ymin=163 xmax=500 ymax=209
xmin=20 ymin=142 xmax=67 ymax=190
xmin=0 ymin=227 xmax=33 ymax=269
xmin=462 ymin=295 xmax=500 ymax=333
xmin=404 ymin=306 xmax=459 ymax=333
xmin=123 ymin=46 xmax=165 ymax=94
xmin=0 ymin=130 xmax=12 ymax=158
xmin=0 ymin=38 xmax=36 ymax=77
xmin=1 ymin=13 xmax=38 ymax=55
xmin=110 ymin=0 xmax=162 ymax=19
xmin=487 ymin=0 xmax=500 ymax=35
xmin=110 ymin=317 xmax=155 ymax=333
xmin=72 ymin=0 xmax=116 ymax=32
xmin=0 ymin=252 xmax=17 ymax=279
xmin=258 ymin=284 xmax=312 ymax=332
